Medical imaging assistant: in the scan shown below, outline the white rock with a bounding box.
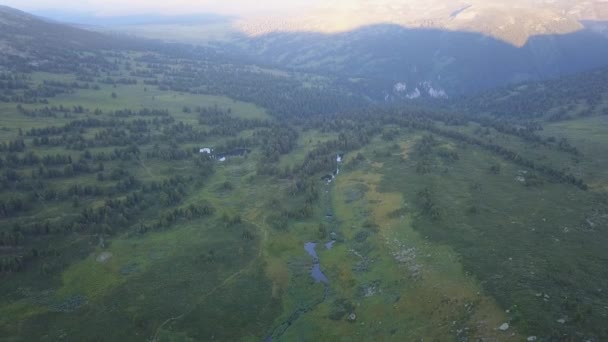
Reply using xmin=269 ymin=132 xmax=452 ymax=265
xmin=498 ymin=323 xmax=509 ymax=331
xmin=407 ymin=88 xmax=421 ymax=99
xmin=527 ymin=337 xmax=537 ymax=342
xmin=394 ymin=82 xmax=407 ymax=93
xmin=96 ymin=252 xmax=113 ymax=263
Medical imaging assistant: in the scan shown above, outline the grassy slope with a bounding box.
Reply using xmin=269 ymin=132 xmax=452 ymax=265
xmin=374 ymin=129 xmax=608 ymax=338
xmin=2 ymin=61 xmax=608 ymax=341
xmin=542 ymin=116 xmax=608 ymax=191
xmin=0 ymin=80 xmax=281 ymax=340
xmin=277 ymin=135 xmax=518 ymax=341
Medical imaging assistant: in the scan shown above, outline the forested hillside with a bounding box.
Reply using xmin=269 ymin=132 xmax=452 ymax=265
xmin=234 ymin=24 xmax=608 ymax=97
xmin=451 ymin=67 xmax=608 ymax=120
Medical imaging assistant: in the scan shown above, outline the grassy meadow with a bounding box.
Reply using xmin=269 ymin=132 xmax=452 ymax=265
xmin=1 ymin=57 xmax=608 ymax=342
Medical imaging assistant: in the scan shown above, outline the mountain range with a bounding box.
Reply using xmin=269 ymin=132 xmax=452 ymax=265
xmin=3 ymin=2 xmax=608 ymax=97
xmin=236 ymin=0 xmax=608 ymax=46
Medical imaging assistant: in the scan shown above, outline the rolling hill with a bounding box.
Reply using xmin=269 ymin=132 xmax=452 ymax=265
xmin=0 ymin=5 xmax=153 ymax=73
xmin=37 ymin=1 xmax=608 ymax=98
xmin=231 ymin=0 xmax=608 ymax=98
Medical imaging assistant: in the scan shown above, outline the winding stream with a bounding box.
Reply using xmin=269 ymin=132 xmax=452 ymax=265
xmin=265 ymin=154 xmax=342 ymax=341
xmin=304 ymin=242 xmax=329 ymax=284
xmin=264 ymin=241 xmax=333 ymax=341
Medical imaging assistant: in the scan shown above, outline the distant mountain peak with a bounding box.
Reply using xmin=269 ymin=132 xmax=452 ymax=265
xmin=233 ymin=0 xmax=604 ymax=47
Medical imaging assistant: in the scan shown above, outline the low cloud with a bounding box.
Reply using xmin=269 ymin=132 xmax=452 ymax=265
xmin=2 ymin=0 xmax=318 ymax=16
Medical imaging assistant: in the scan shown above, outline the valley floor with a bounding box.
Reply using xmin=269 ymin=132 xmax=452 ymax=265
xmin=1 ymin=60 xmax=608 ymax=341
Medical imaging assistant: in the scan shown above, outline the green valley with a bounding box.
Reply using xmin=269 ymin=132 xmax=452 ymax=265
xmin=1 ymin=4 xmax=608 ymax=342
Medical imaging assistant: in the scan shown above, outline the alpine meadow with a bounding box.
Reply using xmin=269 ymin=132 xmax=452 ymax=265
xmin=1 ymin=1 xmax=608 ymax=341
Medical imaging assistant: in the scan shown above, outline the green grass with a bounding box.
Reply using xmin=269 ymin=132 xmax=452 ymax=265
xmin=2 ymin=60 xmax=608 ymax=342
xmin=542 ymin=116 xmax=608 ymax=190
xmin=0 ymin=73 xmax=284 ymax=340
xmin=44 ymin=83 xmax=271 ymax=121
xmin=266 ymin=135 xmax=518 ymax=341
xmin=372 ymin=131 xmax=608 ymax=339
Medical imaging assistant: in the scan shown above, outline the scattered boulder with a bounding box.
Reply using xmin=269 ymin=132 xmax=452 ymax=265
xmin=527 ymin=336 xmax=537 ymax=341
xmin=392 ymin=247 xmax=416 ymax=264
xmin=557 ymin=318 xmax=566 ymax=324
xmin=498 ymin=323 xmax=509 ymax=331
xmin=359 ymin=280 xmax=380 ymax=297
xmin=96 ymin=252 xmax=112 ymax=263
xmin=390 ymin=243 xmax=422 ymax=279
xmin=329 ymin=298 xmax=354 ymax=321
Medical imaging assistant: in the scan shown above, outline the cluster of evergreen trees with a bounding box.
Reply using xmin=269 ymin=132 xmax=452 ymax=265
xmin=0 ymin=139 xmax=26 ymax=153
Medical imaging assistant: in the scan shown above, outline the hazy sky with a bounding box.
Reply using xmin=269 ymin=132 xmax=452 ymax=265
xmin=1 ymin=0 xmax=320 ymax=16
xmin=3 ymin=0 xmax=605 ymax=21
